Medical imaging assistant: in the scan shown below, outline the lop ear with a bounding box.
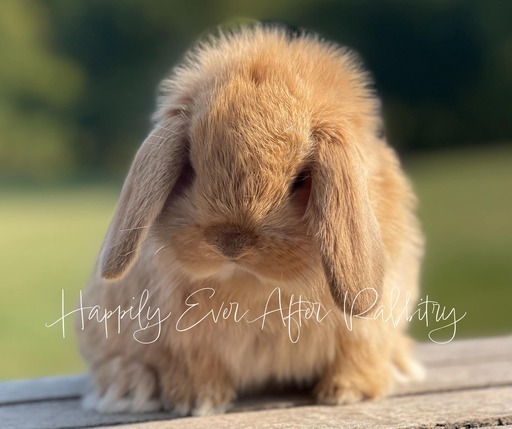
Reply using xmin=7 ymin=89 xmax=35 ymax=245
xmin=306 ymin=128 xmax=384 ymax=313
xmin=100 ymin=117 xmax=188 ymax=280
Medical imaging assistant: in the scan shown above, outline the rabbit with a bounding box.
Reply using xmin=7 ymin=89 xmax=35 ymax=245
xmin=76 ymin=24 xmax=425 ymax=417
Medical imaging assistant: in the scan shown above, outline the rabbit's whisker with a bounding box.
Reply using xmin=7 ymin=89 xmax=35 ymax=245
xmin=119 ymin=225 xmax=151 ymax=232
xmin=153 ymin=245 xmax=170 ymax=256
xmin=155 ymin=124 xmax=179 ymax=134
xmin=118 ymin=249 xmax=136 ymax=257
xmin=147 ymin=134 xmax=168 ymax=140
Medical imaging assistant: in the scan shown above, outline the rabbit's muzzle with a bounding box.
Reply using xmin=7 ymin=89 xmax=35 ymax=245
xmin=204 ymin=225 xmax=257 ymax=260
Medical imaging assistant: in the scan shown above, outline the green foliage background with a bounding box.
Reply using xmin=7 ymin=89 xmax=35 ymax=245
xmin=0 ymin=0 xmax=510 ymax=380
xmin=2 ymin=0 xmax=512 ymax=178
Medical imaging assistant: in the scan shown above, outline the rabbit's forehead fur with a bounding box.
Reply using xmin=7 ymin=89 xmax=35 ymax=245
xmin=188 ymin=75 xmax=312 ymax=215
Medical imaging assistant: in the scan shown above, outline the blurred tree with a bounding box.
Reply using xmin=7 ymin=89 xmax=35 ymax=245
xmin=0 ymin=0 xmax=83 ymax=178
xmin=0 ymin=0 xmax=510 ymax=179
xmin=295 ymin=0 xmax=511 ymax=150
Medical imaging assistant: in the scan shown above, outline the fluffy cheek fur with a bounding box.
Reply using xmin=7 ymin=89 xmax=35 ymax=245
xmin=155 ymin=190 xmax=321 ymax=286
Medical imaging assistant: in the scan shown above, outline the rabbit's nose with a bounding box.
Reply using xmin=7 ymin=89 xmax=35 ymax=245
xmin=205 ymin=226 xmax=256 ymax=259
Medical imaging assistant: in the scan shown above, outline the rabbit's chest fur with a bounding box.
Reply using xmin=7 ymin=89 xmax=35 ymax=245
xmin=161 ymin=262 xmax=341 ymax=390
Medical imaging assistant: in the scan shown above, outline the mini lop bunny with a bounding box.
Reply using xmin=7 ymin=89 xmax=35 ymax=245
xmin=77 ymin=25 xmax=424 ymax=416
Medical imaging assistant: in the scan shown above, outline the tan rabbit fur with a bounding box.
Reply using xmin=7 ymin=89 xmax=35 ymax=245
xmin=76 ymin=25 xmax=424 ymax=416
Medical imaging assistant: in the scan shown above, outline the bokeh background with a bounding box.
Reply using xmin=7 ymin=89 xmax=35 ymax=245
xmin=1 ymin=0 xmax=511 ymax=380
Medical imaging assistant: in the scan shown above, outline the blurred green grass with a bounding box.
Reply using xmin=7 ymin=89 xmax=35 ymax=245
xmin=0 ymin=186 xmax=117 ymax=380
xmin=406 ymin=145 xmax=512 ymax=339
xmin=1 ymin=145 xmax=511 ymax=380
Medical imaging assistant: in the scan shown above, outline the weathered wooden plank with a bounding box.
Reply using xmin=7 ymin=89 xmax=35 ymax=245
xmin=394 ymin=360 xmax=512 ymax=396
xmin=0 ymin=399 xmax=173 ymax=429
xmin=0 ymin=368 xmax=510 ymax=429
xmin=96 ymin=387 xmax=512 ymax=429
xmin=1 ymin=387 xmax=510 ymax=429
xmin=0 ymin=375 xmax=86 ymax=405
xmin=0 ymin=336 xmax=510 ymax=429
xmin=416 ymin=334 xmax=512 ymax=365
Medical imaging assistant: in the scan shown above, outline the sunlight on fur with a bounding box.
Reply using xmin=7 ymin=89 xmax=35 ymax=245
xmin=76 ymin=24 xmax=424 ymax=416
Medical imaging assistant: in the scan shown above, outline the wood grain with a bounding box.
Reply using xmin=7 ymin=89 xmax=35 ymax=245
xmin=0 ymin=335 xmax=510 ymax=429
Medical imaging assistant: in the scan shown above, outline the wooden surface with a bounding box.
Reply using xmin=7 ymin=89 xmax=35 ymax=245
xmin=1 ymin=335 xmax=511 ymax=429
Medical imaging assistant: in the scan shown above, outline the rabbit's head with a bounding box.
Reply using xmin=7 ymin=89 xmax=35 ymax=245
xmin=99 ymin=27 xmax=384 ymax=313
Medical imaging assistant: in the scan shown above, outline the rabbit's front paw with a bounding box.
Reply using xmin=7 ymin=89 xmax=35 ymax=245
xmin=161 ymin=379 xmax=236 ymax=417
xmin=83 ymin=357 xmax=161 ymax=413
xmin=160 ymin=361 xmax=236 ymax=416
xmin=315 ymin=360 xmax=393 ymax=405
xmin=160 ymin=387 xmax=235 ymax=417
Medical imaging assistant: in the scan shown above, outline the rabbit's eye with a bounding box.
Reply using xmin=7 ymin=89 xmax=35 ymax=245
xmin=171 ymin=159 xmax=195 ymax=196
xmin=290 ymin=168 xmax=312 ymax=214
xmin=290 ymin=169 xmax=310 ymax=193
